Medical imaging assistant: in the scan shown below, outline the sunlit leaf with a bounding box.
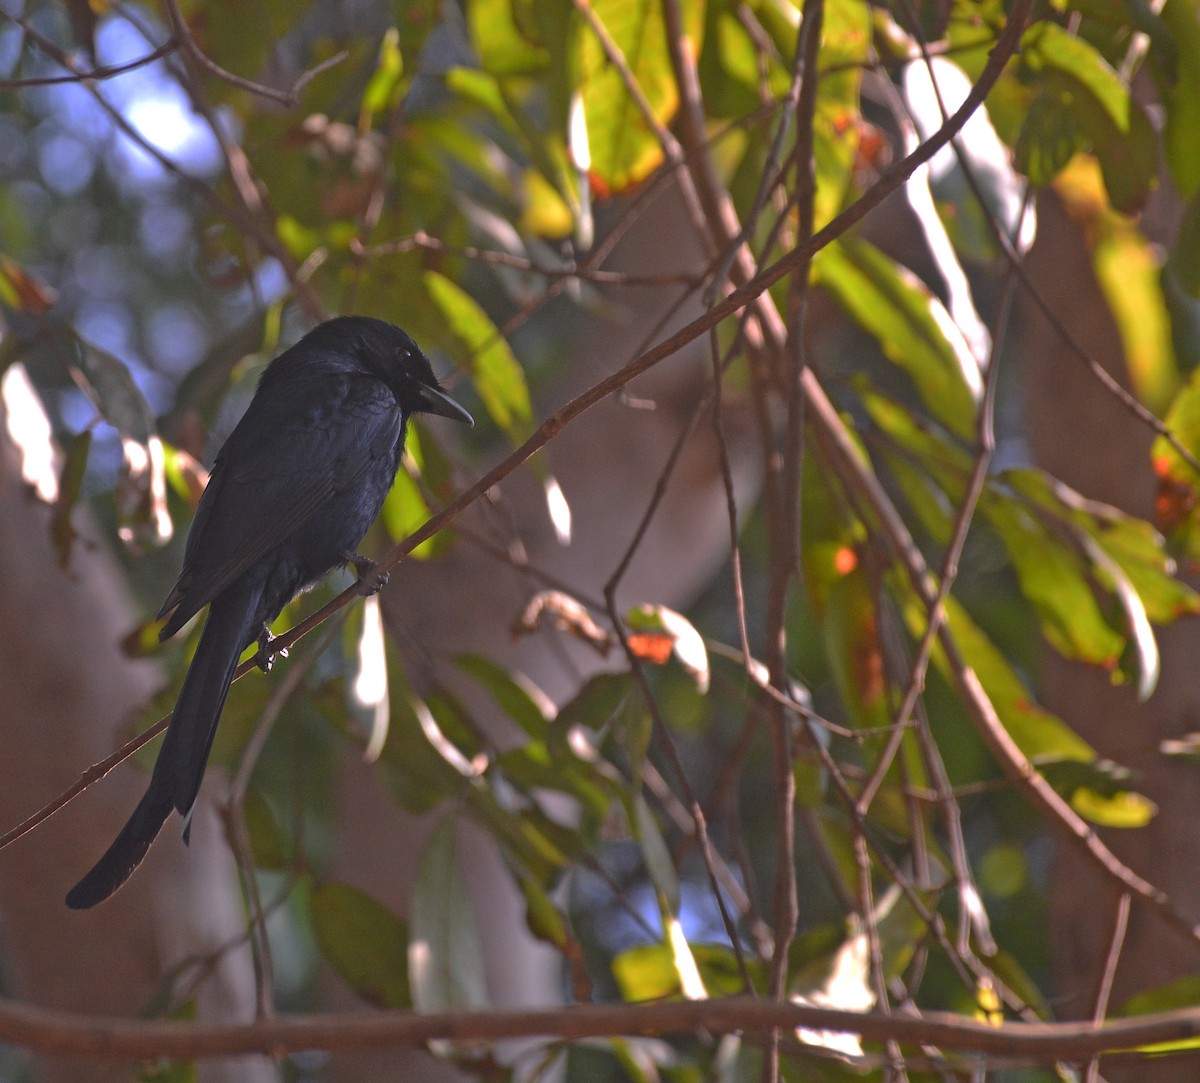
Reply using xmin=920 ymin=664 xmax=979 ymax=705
xmin=413 ymin=696 xmax=486 ymax=779
xmin=468 ymin=0 xmax=551 ymax=77
xmin=983 ymin=493 xmax=1125 ymax=668
xmin=814 ymin=239 xmax=980 ymax=440
xmin=424 ymin=271 xmax=533 ymax=445
xmin=625 ymin=604 xmax=710 ymax=692
xmin=578 ymin=0 xmax=703 ymax=192
xmin=1118 ymin=973 xmax=1200 ymax=1016
xmin=1038 ymin=757 xmax=1155 ymax=828
xmin=1069 ymin=787 xmax=1157 ymax=828
xmin=1003 ymin=467 xmax=1200 ymax=625
xmin=612 ymin=942 xmax=749 ymax=1001
xmin=1022 ymin=21 xmax=1157 ymax=211
xmin=902 ymin=591 xmax=1096 ymax=764
xmin=812 ymin=0 xmax=869 ymax=230
xmin=349 ymin=595 xmax=390 ymax=762
xmin=901 ymin=56 xmax=1006 ymax=360
xmin=544 ymin=473 xmax=572 ymax=544
xmin=360 ymin=28 xmax=406 ymax=125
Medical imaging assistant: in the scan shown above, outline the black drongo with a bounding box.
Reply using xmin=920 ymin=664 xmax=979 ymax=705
xmin=67 ymin=316 xmax=472 ymax=909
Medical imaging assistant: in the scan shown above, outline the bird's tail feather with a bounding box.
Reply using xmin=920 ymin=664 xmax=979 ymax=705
xmin=65 ymin=583 xmax=262 ymax=909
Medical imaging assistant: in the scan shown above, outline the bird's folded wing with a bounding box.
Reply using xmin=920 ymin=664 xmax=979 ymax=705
xmin=159 ymin=377 xmax=401 ymax=632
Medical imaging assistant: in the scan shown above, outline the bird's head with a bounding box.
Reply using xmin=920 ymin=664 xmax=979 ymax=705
xmin=313 ymin=315 xmax=474 ymax=426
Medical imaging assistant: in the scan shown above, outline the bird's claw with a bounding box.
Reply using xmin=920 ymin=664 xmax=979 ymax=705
xmin=344 ymin=551 xmax=389 ymax=596
xmin=255 ymin=626 xmax=288 ymax=672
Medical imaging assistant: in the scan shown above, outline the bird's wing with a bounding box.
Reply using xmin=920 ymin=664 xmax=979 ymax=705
xmin=158 ymin=374 xmax=401 ymax=633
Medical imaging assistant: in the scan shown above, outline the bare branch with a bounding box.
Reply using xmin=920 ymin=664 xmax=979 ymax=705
xmin=0 ymin=40 xmax=179 ymax=89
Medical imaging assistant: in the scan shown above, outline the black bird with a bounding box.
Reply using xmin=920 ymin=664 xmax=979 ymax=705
xmin=67 ymin=316 xmax=472 ymax=909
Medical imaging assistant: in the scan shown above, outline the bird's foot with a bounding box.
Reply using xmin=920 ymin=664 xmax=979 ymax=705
xmin=254 ymin=626 xmax=288 ymax=672
xmin=344 ymin=551 xmax=389 ymax=595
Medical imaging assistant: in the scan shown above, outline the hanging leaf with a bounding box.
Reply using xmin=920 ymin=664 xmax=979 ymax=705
xmin=312 ymin=881 xmax=411 ymax=1009
xmin=424 ymin=271 xmax=533 ymax=446
xmin=409 ymin=819 xmax=491 ymax=1012
xmin=456 ymin=652 xmax=554 ymax=739
xmin=814 ymin=240 xmax=981 ymax=440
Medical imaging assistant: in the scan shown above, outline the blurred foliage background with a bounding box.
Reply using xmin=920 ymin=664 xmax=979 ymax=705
xmin=3 ymin=0 xmax=1200 ymax=1080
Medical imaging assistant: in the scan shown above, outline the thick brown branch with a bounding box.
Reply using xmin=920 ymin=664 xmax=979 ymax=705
xmin=0 ymin=994 xmax=1198 ymax=1063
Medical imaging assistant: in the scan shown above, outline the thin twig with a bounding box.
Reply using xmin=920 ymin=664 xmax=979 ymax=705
xmin=160 ymin=0 xmax=346 ymax=107
xmin=0 ymin=39 xmax=179 ymax=88
xmin=1084 ymin=892 xmax=1132 ymax=1083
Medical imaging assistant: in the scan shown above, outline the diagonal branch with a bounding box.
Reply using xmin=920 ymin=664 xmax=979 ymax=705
xmin=1 ymin=0 xmax=1033 ymax=849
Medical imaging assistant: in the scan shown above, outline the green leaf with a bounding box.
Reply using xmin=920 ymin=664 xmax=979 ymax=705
xmin=1022 ymin=21 xmax=1157 ymax=210
xmin=812 ymin=0 xmax=869 ymax=229
xmin=514 ymin=870 xmax=570 ymax=949
xmin=1160 ymin=0 xmax=1200 ymax=197
xmin=860 ymin=385 xmax=974 ymax=496
xmin=360 ymin=28 xmax=406 ymax=124
xmin=1169 ymin=196 xmax=1200 ymax=301
xmin=814 ymin=239 xmax=980 ymax=440
xmin=377 ymin=695 xmax=472 ymax=814
xmin=312 ymin=881 xmax=411 ymax=1009
xmin=1024 ymin=22 xmax=1133 ymax=133
xmin=468 ymin=0 xmax=551 ymax=77
xmin=633 ymin=793 xmax=679 ymax=911
xmin=1114 ymin=972 xmax=1200 ymax=1054
xmin=424 ymin=271 xmax=533 ymax=445
xmin=1015 ymin=90 xmax=1086 ymax=185
xmin=242 ymin=789 xmax=288 ymax=871
xmin=1069 ymin=787 xmax=1157 ymax=828
xmin=578 ymin=0 xmax=703 ymax=192
xmin=612 ymin=941 xmax=751 ymax=1001
xmin=409 ymin=819 xmax=491 ymax=1011
xmin=1003 ymin=468 xmax=1200 ymax=625
xmin=555 ymin=672 xmax=636 ymax=732
xmin=379 ymin=456 xmax=443 ymax=559
xmin=823 ymin=566 xmax=890 ymax=730
xmin=72 ymin=336 xmax=155 ymax=442
xmin=456 ymin=652 xmax=553 ymax=739
xmin=1118 ymin=973 xmax=1200 ymax=1015
xmin=1091 ymin=209 xmax=1179 ymax=412
xmin=901 ymin=591 xmax=1096 ymax=765
xmin=983 ymin=492 xmax=1125 ymax=667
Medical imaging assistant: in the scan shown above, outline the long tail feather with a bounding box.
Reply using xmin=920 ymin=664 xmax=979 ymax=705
xmin=66 ymin=584 xmax=262 ymax=909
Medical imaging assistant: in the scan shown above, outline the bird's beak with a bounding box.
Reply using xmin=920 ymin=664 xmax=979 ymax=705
xmin=417 ymin=384 xmax=474 ymax=425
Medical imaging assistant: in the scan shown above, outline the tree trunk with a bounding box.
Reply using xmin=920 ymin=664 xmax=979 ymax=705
xmin=1021 ymin=194 xmax=1200 ymax=1080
